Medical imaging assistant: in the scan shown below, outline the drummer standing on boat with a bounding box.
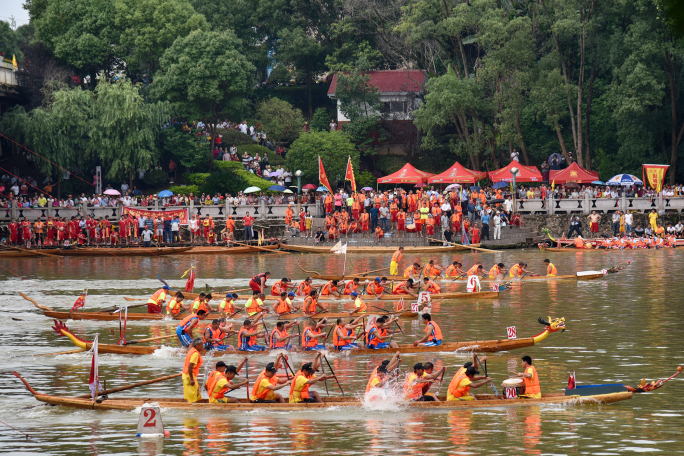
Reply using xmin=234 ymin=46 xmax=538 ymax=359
xmin=182 ymin=338 xmax=205 ymax=403
xmin=390 ymin=246 xmax=404 ymax=276
xmin=514 ymin=355 xmax=542 ymax=398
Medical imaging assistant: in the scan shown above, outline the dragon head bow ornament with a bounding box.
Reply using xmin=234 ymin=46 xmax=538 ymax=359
xmin=539 ymin=316 xmax=566 ymax=332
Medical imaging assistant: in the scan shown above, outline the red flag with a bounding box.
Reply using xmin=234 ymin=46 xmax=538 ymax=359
xmin=184 ymin=266 xmax=195 ymax=292
xmin=642 ymin=164 xmax=669 ymax=193
xmin=319 ymin=156 xmax=334 ymax=194
xmin=88 ymin=335 xmax=101 ymax=400
xmin=567 ymin=371 xmax=576 ymax=390
xmin=345 ymin=156 xmax=356 ymax=193
xmin=70 ymin=292 xmax=87 ymax=312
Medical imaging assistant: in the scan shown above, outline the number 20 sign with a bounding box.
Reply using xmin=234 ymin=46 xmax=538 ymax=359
xmin=506 ymin=326 xmax=517 ymax=339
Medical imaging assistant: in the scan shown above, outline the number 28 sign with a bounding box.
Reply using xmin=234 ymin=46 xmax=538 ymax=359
xmin=506 ymin=326 xmax=517 ymax=339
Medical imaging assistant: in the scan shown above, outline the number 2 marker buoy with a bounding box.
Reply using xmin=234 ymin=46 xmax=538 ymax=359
xmin=136 ymin=403 xmax=170 ymax=438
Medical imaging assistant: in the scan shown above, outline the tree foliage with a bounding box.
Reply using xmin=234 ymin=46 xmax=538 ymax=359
xmin=286 ymin=131 xmax=359 ymax=185
xmin=254 ymin=97 xmax=305 ymax=145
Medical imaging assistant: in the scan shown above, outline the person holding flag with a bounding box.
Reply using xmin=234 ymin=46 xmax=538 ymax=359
xmin=319 ymin=156 xmax=334 ymax=194
xmin=345 ymin=155 xmax=357 ymax=193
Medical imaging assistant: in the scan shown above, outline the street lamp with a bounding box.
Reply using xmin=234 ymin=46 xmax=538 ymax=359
xmin=295 ymin=169 xmax=303 ymax=216
xmin=510 ymin=167 xmax=519 ymax=214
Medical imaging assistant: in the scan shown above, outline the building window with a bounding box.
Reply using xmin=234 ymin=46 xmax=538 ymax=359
xmin=383 ymin=101 xmax=406 ymax=114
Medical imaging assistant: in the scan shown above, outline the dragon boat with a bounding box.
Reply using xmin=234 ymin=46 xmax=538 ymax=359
xmin=0 ymin=246 xmax=193 ymax=258
xmin=48 ymin=316 xmax=566 ymax=357
xmin=14 ymin=366 xmax=682 ymax=411
xmin=278 ymin=244 xmax=481 ymax=254
xmin=306 ymin=272 xmax=607 ymax=282
xmin=539 ymin=228 xmax=683 ymax=251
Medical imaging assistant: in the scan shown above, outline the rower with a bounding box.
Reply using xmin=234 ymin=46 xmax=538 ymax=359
xmin=366 ymin=317 xmax=399 ymax=349
xmin=446 ymin=366 xmax=491 ymax=401
xmin=403 ymin=263 xmax=422 ymax=280
xmin=366 ymin=352 xmax=402 ymax=392
xmin=237 ymin=319 xmax=266 ymax=351
xmin=467 ymin=263 xmax=485 ymax=277
xmin=509 ymin=262 xmax=528 ymax=278
xmin=250 ymin=272 xmax=271 ymax=293
xmin=392 ymin=278 xmax=418 ymax=297
xmin=333 ymin=317 xmax=364 ymax=350
xmin=414 ymin=313 xmax=442 ymax=347
xmin=218 ymin=293 xmax=238 ymax=317
xmin=207 ymin=361 xmax=249 ymax=403
xmin=245 ymin=291 xmax=267 ymax=316
xmin=390 ymin=246 xmax=404 ymax=276
xmin=423 ymin=260 xmax=443 ymax=278
xmin=420 ymin=362 xmax=444 ymax=400
xmin=514 ymin=355 xmax=542 ymax=398
xmin=367 ymin=366 xmax=391 ymax=392
xmin=320 ymin=280 xmax=342 ymax=297
xmin=147 ymin=285 xmax=170 ymax=314
xmin=303 ymin=289 xmax=327 ymax=315
xmin=404 ymin=363 xmax=445 ymax=402
xmin=289 ymin=362 xmax=333 ymax=403
xmin=296 ymin=277 xmax=313 ymax=297
xmin=166 ymin=292 xmax=185 ymax=316
xmin=343 ymin=278 xmax=365 ymax=295
xmin=270 ymin=321 xmax=299 ymax=351
xmin=349 ymin=291 xmax=367 ymax=314
xmin=544 ymin=259 xmax=557 ymax=277
xmin=273 ymin=292 xmax=298 ymax=315
xmin=176 ymin=310 xmax=207 ymax=347
xmin=422 ymin=277 xmax=441 ymax=294
xmin=367 ymin=277 xmax=386 ymax=298
xmin=489 ymin=263 xmax=505 ymax=280
xmin=204 ymin=319 xmax=236 ymax=352
xmin=182 ymin=338 xmax=205 ymax=403
xmin=192 ymin=293 xmax=215 ymax=314
xmin=445 ymin=261 xmax=464 ymax=279
xmin=270 ymin=278 xmax=292 ymax=296
xmin=250 ymin=362 xmax=291 ymax=403
xmin=302 ymin=318 xmax=327 ymax=351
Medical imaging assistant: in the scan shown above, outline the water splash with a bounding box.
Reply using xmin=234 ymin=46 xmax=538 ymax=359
xmin=361 ymin=385 xmax=408 ymax=411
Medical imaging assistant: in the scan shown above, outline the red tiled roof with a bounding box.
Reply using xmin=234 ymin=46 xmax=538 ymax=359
xmin=328 ymin=70 xmax=428 ymax=95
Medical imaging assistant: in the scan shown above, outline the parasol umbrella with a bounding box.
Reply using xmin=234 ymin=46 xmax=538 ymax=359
xmin=591 ymin=180 xmax=606 ymax=185
xmin=302 ymin=184 xmax=317 ymax=190
xmin=243 ymin=186 xmax=261 ymax=194
xmin=316 ymin=186 xmax=328 ymax=192
xmin=267 ymin=170 xmax=282 ymax=177
xmin=361 ymin=187 xmax=373 ymax=191
xmin=414 ymin=182 xmax=427 ymax=188
xmin=445 ymin=183 xmax=461 ymax=191
xmin=157 ymin=190 xmax=173 ymax=197
xmin=493 ymin=181 xmax=509 ymax=189
xmin=268 ymin=185 xmax=287 ymax=191
xmin=104 ymin=189 xmax=121 ymax=196
xmin=547 ymin=152 xmax=562 ymax=165
xmin=563 ymin=182 xmax=581 ymax=188
xmin=283 ymin=189 xmax=293 ymax=194
xmin=470 ymin=186 xmax=481 ymax=191
xmin=606 ymin=174 xmax=643 ymax=186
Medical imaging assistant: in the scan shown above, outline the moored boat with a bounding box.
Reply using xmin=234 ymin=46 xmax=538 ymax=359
xmin=49 ymin=316 xmax=567 ymax=356
xmin=278 ymin=243 xmax=481 ymax=254
xmin=307 ymin=272 xmax=606 ymax=282
xmin=0 ymin=246 xmax=193 ymax=257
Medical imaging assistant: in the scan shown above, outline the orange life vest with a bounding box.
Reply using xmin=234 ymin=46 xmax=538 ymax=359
xmin=447 ymin=372 xmax=470 ymax=398
xmin=523 ymin=366 xmax=541 ymax=395
xmin=178 ymin=314 xmax=198 ymax=335
xmin=204 ymin=326 xmax=223 ymax=347
xmin=333 ymin=324 xmax=353 ymax=348
xmin=275 ymin=299 xmax=291 ymax=314
xmin=251 ymin=370 xmax=277 ymax=400
xmin=344 ymin=281 xmax=358 ymax=295
xmin=425 ymin=321 xmax=442 ymax=342
xmin=404 ymin=372 xmax=424 ymax=400
xmin=166 ymin=298 xmax=182 ymax=315
xmin=270 ymin=328 xmax=289 ymax=349
xmin=206 ymin=370 xmax=225 ymax=399
xmin=182 ymin=347 xmax=203 ymax=377
xmin=302 ymin=327 xmax=321 ymax=348
xmin=271 ymin=281 xmax=288 ymax=296
xmin=303 ymin=296 xmax=318 ymax=314
xmin=289 ymin=371 xmax=311 ymax=401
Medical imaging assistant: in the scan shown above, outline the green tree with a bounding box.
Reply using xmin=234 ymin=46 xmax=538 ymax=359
xmin=268 ymin=65 xmax=291 ymax=85
xmin=31 ymin=0 xmax=120 ymax=83
xmin=92 ymin=79 xmax=169 ymax=186
xmin=159 ymin=126 xmax=211 ymax=171
xmin=310 ymin=107 xmax=331 ymax=132
xmin=254 ymin=97 xmax=305 ymax=145
xmin=0 ymin=20 xmax=25 ymax=62
xmin=152 ymin=30 xmax=255 ymax=156
xmin=114 ymin=0 xmax=208 ymax=77
xmin=286 ymin=131 xmax=359 ymax=185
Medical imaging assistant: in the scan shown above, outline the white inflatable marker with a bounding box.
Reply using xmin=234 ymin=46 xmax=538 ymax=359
xmin=136 ymin=403 xmax=170 ymax=438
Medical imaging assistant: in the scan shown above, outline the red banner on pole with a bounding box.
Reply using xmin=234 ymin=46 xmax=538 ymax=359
xmin=345 ymin=156 xmax=356 ymax=193
xmin=642 ymin=164 xmax=669 ymax=193
xmin=122 ymin=207 xmax=190 ymax=225
xmin=319 ymin=156 xmax=334 ymax=194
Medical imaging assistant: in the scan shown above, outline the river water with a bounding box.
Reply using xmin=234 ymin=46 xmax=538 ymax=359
xmin=0 ymin=249 xmax=682 ymax=455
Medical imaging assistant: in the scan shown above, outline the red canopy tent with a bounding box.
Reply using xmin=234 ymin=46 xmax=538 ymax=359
xmin=488 ymin=161 xmax=542 ymax=183
xmin=428 ymin=161 xmax=487 ymax=184
xmin=377 ymin=163 xmax=433 ymax=184
xmin=549 ymin=162 xmax=599 ymax=184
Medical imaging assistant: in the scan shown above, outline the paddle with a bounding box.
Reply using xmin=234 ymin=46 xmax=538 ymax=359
xmin=323 ymin=355 xmax=345 ymax=396
xmin=245 ymin=359 xmax=250 ymax=400
xmin=434 ymin=368 xmax=447 ymax=396
xmin=358 ymin=266 xmax=391 ymax=277
xmin=475 ymin=354 xmax=501 ymax=399
xmin=124 ymin=334 xmax=177 ymax=345
xmin=228 ymin=308 xmax=244 ymax=320
xmin=75 ymin=373 xmax=182 ymax=398
xmin=320 ymin=355 xmax=330 ymax=397
xmin=33 ymin=348 xmax=86 ymax=357
xmin=282 ymin=355 xmax=297 ymax=377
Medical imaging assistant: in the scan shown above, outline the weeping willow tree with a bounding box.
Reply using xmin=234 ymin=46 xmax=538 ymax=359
xmin=0 ymin=79 xmax=168 ymax=194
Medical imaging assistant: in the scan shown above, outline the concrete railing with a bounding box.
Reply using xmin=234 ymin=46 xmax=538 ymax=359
xmin=515 ymin=194 xmax=676 ymax=215
xmin=1 ymin=200 xmax=325 ymax=222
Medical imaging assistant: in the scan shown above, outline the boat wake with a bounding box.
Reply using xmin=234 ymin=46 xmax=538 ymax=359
xmin=361 ymin=386 xmax=409 ymax=412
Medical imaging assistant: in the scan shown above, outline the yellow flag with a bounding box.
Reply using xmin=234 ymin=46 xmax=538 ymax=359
xmin=12 ymin=55 xmax=18 ymax=70
xmin=551 ymin=179 xmax=555 ymax=191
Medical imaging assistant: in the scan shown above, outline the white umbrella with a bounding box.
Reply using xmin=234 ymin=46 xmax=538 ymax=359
xmin=445 ymin=184 xmax=462 ymax=191
xmin=243 ymin=186 xmax=261 ymax=194
xmin=104 ymin=189 xmax=121 ymax=196
xmin=283 ymin=189 xmax=293 ymax=194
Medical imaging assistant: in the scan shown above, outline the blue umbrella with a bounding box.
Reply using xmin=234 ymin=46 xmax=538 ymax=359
xmin=268 ymin=185 xmax=287 ymax=191
xmin=316 ymin=186 xmax=328 ymax=192
xmin=606 ymin=174 xmax=643 ymax=186
xmin=157 ymin=190 xmax=174 ymax=197
xmin=492 ymin=181 xmax=509 ymax=189
xmin=591 ymin=180 xmax=606 ymax=186
xmin=470 ymin=186 xmax=481 ymax=191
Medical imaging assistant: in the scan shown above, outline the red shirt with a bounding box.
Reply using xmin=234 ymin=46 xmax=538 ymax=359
xmin=243 ymin=216 xmax=254 ymax=226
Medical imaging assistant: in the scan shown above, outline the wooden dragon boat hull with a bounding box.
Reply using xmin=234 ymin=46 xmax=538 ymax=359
xmin=235 ymin=291 xmax=500 ymax=301
xmin=279 ymin=244 xmax=481 ymax=254
xmin=184 ymin=245 xmax=281 ymax=254
xmin=21 ymin=391 xmax=633 ymax=411
xmin=49 ymin=316 xmax=566 ymax=356
xmin=53 ymin=246 xmax=194 ymax=256
xmin=309 ymin=273 xmax=605 ymax=282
